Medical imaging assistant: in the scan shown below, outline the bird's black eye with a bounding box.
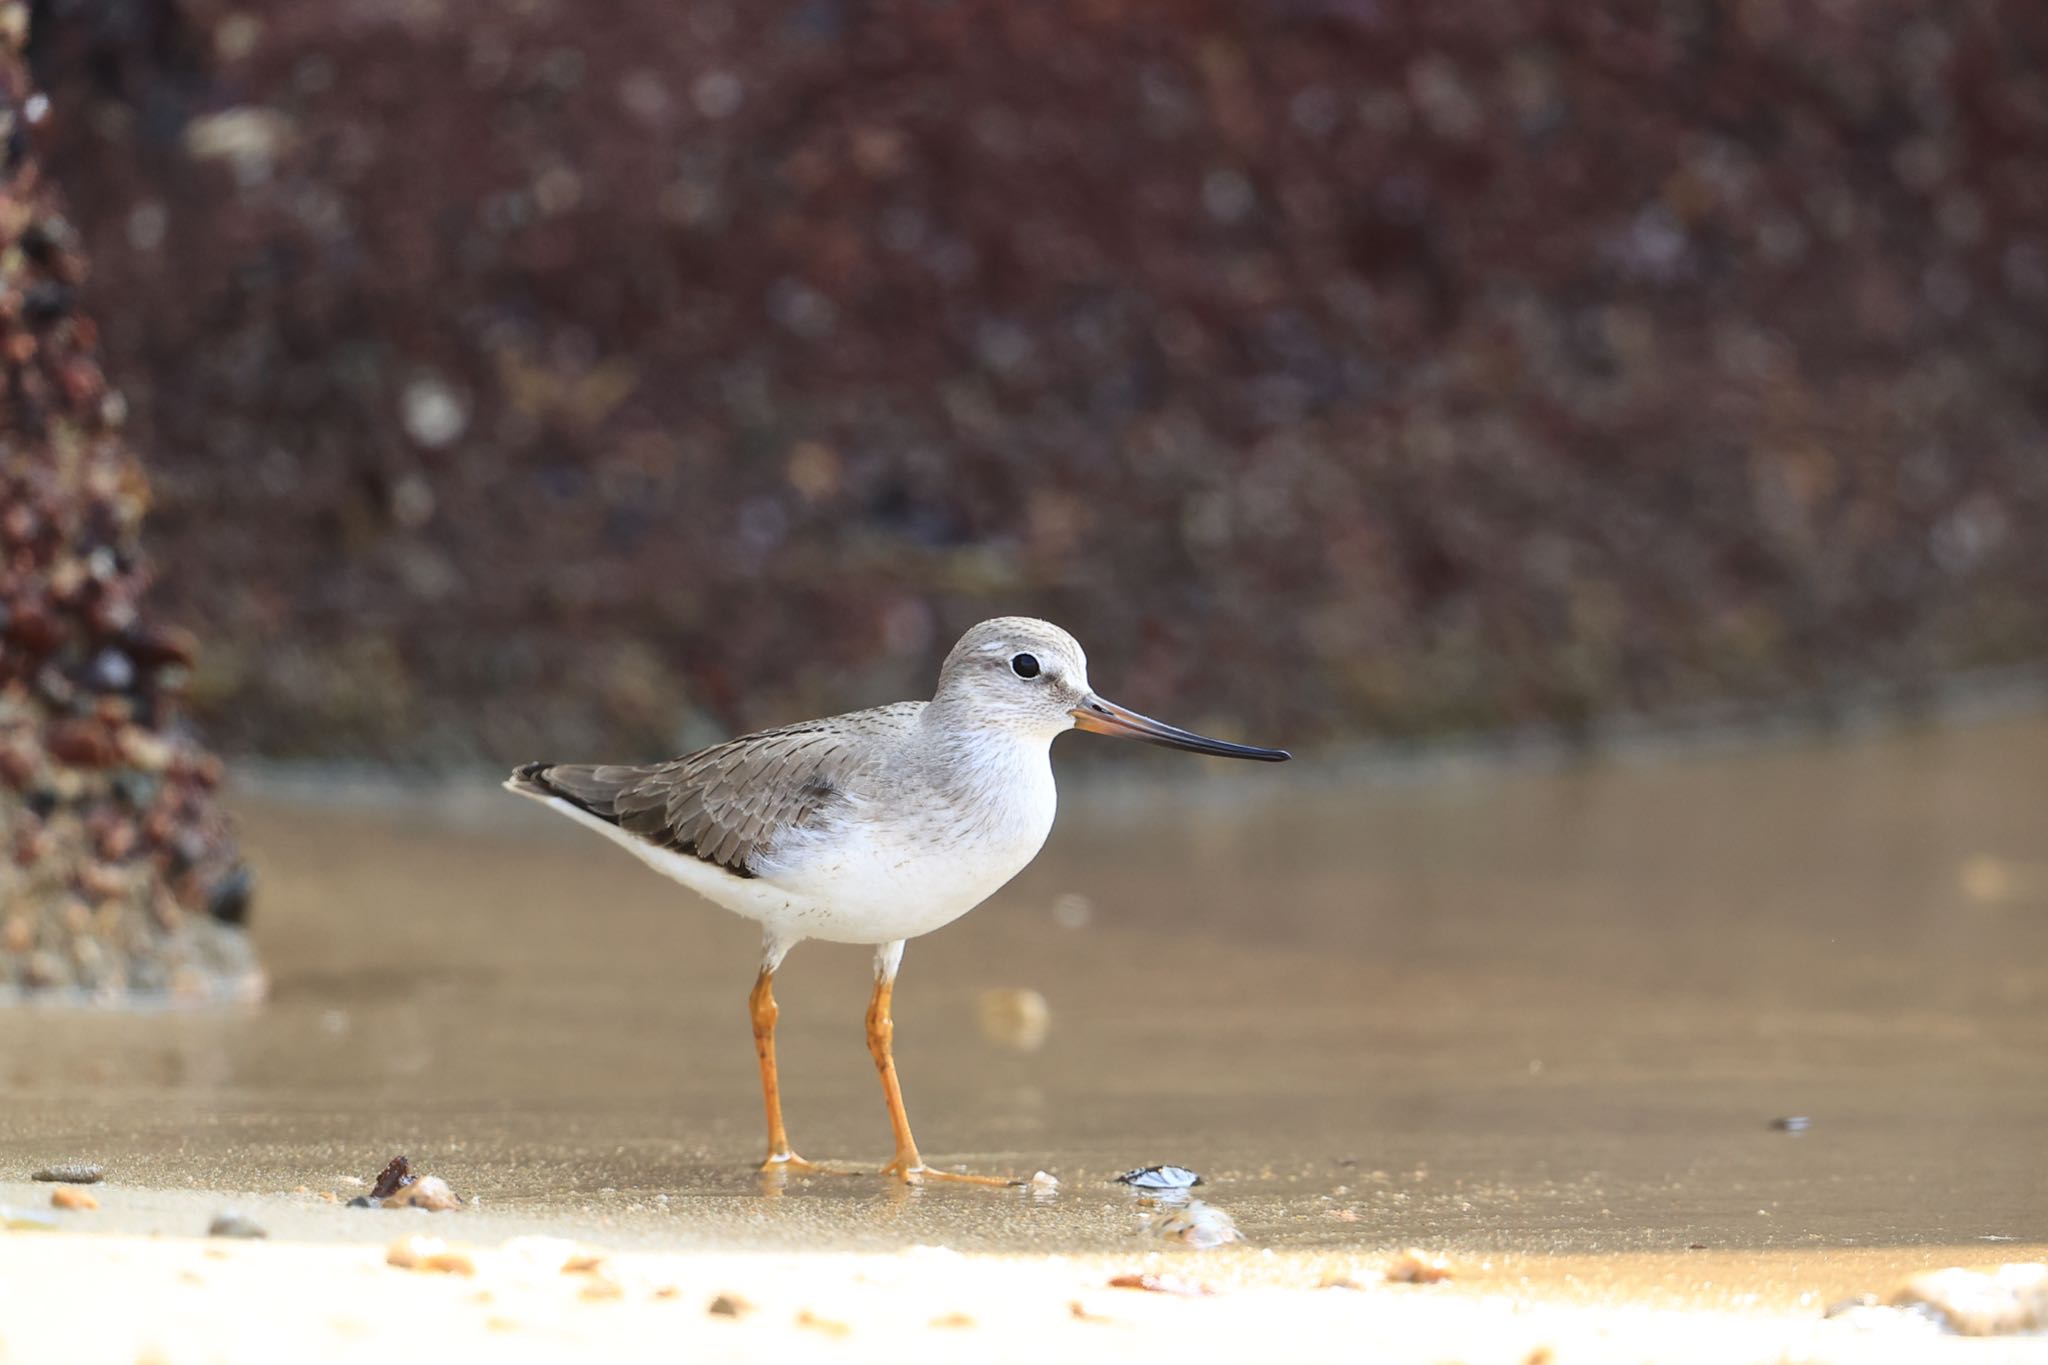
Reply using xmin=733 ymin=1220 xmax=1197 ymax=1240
xmin=1010 ymin=653 xmax=1041 ymax=679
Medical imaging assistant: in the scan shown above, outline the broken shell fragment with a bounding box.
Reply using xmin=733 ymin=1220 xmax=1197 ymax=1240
xmin=384 ymin=1175 xmax=461 ymax=1211
xmin=386 ymin=1234 xmax=476 ymax=1275
xmin=1386 ymin=1249 xmax=1455 ymax=1284
xmin=1108 ymin=1273 xmax=1215 ymax=1296
xmin=1143 ymin=1198 xmax=1241 ymax=1249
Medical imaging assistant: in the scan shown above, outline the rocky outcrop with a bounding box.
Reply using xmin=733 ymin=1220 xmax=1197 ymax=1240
xmin=1 ymin=4 xmax=254 ymax=1001
xmin=28 ymin=3 xmax=2048 ymax=759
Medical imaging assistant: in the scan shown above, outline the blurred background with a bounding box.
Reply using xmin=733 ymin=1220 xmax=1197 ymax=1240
xmin=24 ymin=0 xmax=2048 ymax=765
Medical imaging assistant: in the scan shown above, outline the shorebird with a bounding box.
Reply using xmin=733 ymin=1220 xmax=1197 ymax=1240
xmin=506 ymin=617 xmax=1288 ymax=1183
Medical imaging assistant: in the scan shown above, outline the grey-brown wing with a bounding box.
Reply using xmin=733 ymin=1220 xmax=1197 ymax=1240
xmin=511 ymin=719 xmax=883 ymax=878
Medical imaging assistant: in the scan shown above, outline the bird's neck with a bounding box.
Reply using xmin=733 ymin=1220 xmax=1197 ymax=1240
xmin=916 ymin=702 xmax=1057 ymax=806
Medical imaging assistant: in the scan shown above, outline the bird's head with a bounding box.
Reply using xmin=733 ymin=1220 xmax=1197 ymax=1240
xmin=932 ymin=617 xmax=1289 ymax=761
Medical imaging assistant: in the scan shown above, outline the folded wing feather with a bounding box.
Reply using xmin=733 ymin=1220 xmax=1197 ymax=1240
xmin=514 ymin=723 xmax=865 ymax=879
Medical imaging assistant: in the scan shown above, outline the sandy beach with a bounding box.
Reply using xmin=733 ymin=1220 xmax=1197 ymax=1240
xmin=2 ymin=1182 xmax=2037 ymax=1364
xmin=4 ymin=717 xmax=2046 ymax=1360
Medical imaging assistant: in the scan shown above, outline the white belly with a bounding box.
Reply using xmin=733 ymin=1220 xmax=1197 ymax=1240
xmin=764 ymin=812 xmax=1053 ymax=943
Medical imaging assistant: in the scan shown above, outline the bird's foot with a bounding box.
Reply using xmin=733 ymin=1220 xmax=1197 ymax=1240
xmin=759 ymin=1150 xmax=824 ymax=1174
xmin=880 ymin=1155 xmax=1021 ymax=1186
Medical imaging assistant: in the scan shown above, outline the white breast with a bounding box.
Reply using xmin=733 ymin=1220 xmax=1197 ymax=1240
xmin=762 ymin=738 xmax=1059 ymax=944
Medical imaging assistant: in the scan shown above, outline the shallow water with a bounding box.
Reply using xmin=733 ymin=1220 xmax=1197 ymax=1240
xmin=2 ymin=715 xmax=2045 ymax=1263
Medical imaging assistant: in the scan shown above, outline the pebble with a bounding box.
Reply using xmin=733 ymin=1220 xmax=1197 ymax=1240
xmin=349 ymin=1155 xmax=463 ymax=1210
xmin=383 ymin=1174 xmax=461 ymax=1211
xmin=385 ymin=1234 xmax=476 ymax=1276
xmin=207 ymin=1211 xmax=267 ymax=1239
xmin=1386 ymin=1249 xmax=1456 ymax=1284
xmin=795 ymin=1310 xmax=850 ymax=1337
xmin=707 ymin=1293 xmax=751 ymax=1318
xmin=49 ymin=1185 xmax=98 ymax=1211
xmin=31 ymin=1163 xmax=104 ymax=1184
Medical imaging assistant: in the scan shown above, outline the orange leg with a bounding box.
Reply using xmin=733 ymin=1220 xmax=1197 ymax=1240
xmin=865 ymin=948 xmax=1016 ymax=1186
xmin=750 ymin=966 xmax=816 ymax=1172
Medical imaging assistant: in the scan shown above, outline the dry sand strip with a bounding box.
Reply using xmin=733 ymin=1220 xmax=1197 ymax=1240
xmin=0 ymin=1233 xmax=2037 ymax=1364
xmin=0 ymin=1237 xmax=1888 ymax=1365
xmin=1 ymin=1186 xmax=2039 ymax=1363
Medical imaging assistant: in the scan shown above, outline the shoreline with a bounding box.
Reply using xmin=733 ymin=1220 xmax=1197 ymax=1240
xmin=2 ymin=1182 xmax=2037 ymax=1363
xmin=217 ymin=666 xmax=2048 ymax=813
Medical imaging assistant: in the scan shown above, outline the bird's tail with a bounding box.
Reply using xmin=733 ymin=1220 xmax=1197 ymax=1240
xmin=503 ymin=761 xmax=557 ymax=799
xmin=503 ymin=762 xmax=637 ymax=824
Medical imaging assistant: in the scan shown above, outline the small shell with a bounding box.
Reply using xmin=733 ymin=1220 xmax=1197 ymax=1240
xmin=1114 ymin=1164 xmax=1203 ymax=1190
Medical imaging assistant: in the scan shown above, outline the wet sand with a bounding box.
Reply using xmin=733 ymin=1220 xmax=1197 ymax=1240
xmin=2 ymin=715 xmax=2045 ymax=1358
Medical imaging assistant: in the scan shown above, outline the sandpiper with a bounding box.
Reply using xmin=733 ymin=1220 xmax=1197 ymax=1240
xmin=506 ymin=617 xmax=1288 ymax=1183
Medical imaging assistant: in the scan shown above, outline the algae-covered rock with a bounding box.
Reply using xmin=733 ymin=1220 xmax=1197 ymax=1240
xmin=0 ymin=4 xmax=256 ymax=1002
xmin=27 ymin=3 xmax=2048 ymax=759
